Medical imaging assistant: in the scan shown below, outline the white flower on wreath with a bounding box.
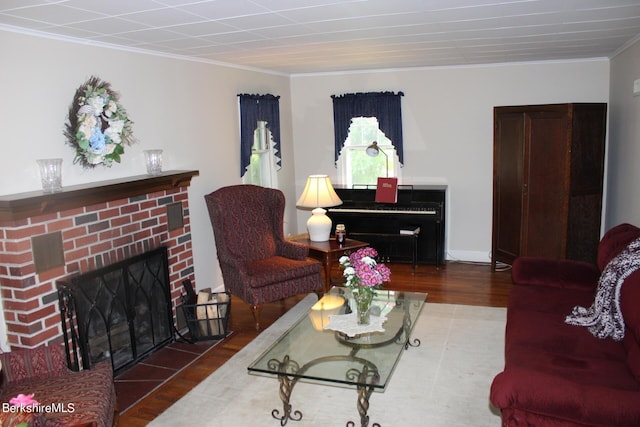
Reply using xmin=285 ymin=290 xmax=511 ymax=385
xmin=105 ymin=100 xmax=117 ymax=117
xmin=105 ymin=119 xmax=124 ymax=144
xmin=87 ymin=95 xmax=106 ymax=114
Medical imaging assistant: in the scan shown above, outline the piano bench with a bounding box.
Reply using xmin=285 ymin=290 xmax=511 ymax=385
xmin=349 ymin=232 xmax=420 ymax=273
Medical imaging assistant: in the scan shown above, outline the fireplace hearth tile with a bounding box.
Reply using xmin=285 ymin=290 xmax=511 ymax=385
xmin=115 ymin=336 xmax=222 ymax=414
xmin=140 ymin=347 xmax=200 ymax=370
xmin=115 ymin=363 xmax=176 ymax=381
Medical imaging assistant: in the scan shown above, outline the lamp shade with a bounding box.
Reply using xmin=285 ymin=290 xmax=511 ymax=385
xmin=296 ymin=175 xmax=342 ymax=208
xmin=297 ymin=175 xmax=342 ymax=242
xmin=366 ymin=141 xmax=381 ymax=156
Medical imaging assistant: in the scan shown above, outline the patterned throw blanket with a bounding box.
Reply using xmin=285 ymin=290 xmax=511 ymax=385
xmin=565 ymin=237 xmax=640 ymax=341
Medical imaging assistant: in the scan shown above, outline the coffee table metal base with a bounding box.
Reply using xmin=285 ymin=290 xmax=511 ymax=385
xmin=267 ymin=339 xmax=421 ymax=427
xmin=269 ymin=355 xmax=303 ymax=426
xmin=268 ymin=354 xmax=382 ymax=427
xmin=346 ymin=364 xmax=381 ymax=427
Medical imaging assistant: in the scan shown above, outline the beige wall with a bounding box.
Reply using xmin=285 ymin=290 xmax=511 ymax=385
xmin=0 ymin=30 xmax=295 ymax=299
xmin=0 ymin=28 xmax=621 ymax=284
xmin=291 ymin=61 xmax=610 ymax=261
xmin=607 ymin=39 xmax=640 ymax=229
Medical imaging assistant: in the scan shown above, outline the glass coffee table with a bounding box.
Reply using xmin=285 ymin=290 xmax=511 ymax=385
xmin=248 ymin=287 xmax=427 ymax=427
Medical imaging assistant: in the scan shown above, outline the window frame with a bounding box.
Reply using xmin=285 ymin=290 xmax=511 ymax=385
xmin=336 ymin=117 xmax=401 ymax=187
xmin=242 ymin=120 xmax=279 ymax=188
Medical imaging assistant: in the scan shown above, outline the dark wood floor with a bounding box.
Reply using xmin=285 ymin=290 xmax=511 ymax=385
xmin=119 ymin=261 xmax=513 ymax=426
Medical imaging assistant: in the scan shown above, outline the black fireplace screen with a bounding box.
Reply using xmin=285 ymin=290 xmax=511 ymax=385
xmin=57 ymin=247 xmax=174 ymax=374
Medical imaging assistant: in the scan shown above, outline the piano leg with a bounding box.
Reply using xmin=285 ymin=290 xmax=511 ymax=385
xmin=435 ymin=220 xmax=442 ymax=270
xmin=412 ymin=233 xmax=418 ymax=274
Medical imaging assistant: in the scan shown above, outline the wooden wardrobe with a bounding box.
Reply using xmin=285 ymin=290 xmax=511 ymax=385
xmin=491 ymin=103 xmax=607 ymax=271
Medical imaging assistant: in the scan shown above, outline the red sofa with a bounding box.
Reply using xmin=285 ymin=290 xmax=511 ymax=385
xmin=0 ymin=344 xmax=117 ymax=427
xmin=491 ymin=223 xmax=640 ymax=426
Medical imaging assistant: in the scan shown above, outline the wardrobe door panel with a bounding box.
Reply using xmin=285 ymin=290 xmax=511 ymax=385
xmin=492 ymin=113 xmax=524 ymax=265
xmin=522 ymin=111 xmax=570 ymax=258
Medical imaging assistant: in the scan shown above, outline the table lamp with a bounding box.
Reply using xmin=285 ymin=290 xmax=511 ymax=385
xmin=297 ymin=174 xmax=342 ymax=241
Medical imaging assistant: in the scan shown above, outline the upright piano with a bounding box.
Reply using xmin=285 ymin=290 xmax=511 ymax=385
xmin=327 ymin=185 xmax=446 ymax=267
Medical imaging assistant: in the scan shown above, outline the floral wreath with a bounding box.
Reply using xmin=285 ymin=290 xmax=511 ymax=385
xmin=64 ymin=76 xmax=135 ymax=168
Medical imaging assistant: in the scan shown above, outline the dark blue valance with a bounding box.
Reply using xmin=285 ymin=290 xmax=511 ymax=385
xmin=238 ymin=93 xmax=281 ymax=177
xmin=331 ymin=91 xmax=404 ymax=166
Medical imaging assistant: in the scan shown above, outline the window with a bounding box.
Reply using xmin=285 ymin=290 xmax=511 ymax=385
xmin=238 ymin=93 xmax=281 ymax=183
xmin=243 ymin=121 xmax=279 ymax=188
xmin=337 ymin=117 xmax=400 ymax=187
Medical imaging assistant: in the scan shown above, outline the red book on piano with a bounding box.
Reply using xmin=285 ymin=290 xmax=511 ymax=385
xmin=375 ymin=177 xmax=398 ymax=203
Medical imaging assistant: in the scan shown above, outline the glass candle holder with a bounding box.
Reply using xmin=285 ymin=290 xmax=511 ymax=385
xmin=144 ymin=150 xmax=163 ymax=176
xmin=37 ymin=158 xmax=63 ymax=193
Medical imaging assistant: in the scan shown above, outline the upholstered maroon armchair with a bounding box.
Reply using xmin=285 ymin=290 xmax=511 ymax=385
xmin=205 ymin=185 xmax=323 ymax=329
xmin=0 ymin=344 xmax=117 ymax=427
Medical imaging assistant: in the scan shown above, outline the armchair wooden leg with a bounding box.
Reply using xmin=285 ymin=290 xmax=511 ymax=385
xmin=112 ymin=403 xmax=120 ymax=427
xmin=251 ymin=304 xmax=261 ymax=330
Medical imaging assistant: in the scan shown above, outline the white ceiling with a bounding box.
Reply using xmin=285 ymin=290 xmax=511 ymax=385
xmin=1 ymin=0 xmax=640 ymax=75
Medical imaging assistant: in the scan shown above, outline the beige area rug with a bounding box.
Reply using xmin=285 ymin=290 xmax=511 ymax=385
xmin=150 ymin=294 xmax=506 ymax=426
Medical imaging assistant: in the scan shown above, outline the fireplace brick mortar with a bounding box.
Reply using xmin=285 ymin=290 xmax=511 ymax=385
xmin=0 ymin=186 xmax=195 ymax=349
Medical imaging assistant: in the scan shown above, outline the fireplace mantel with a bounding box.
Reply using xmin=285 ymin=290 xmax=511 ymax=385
xmin=0 ymin=170 xmax=199 ymax=222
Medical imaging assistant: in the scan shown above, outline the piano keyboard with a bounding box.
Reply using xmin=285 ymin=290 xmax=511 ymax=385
xmin=330 ymin=207 xmax=437 ymax=215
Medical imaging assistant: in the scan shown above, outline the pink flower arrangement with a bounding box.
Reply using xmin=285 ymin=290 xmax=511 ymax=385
xmin=3 ymin=393 xmax=41 ymax=427
xmin=339 ymin=247 xmax=391 ymax=290
xmin=9 ymin=393 xmax=39 ymax=408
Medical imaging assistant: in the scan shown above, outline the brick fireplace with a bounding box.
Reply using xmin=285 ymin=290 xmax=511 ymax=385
xmin=0 ymin=170 xmax=199 ymax=349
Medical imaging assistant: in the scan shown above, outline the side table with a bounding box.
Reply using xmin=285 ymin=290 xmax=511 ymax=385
xmin=289 ymin=236 xmax=369 ymax=293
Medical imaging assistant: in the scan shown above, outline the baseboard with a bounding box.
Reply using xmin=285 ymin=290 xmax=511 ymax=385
xmin=445 ymin=250 xmax=491 ymax=264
